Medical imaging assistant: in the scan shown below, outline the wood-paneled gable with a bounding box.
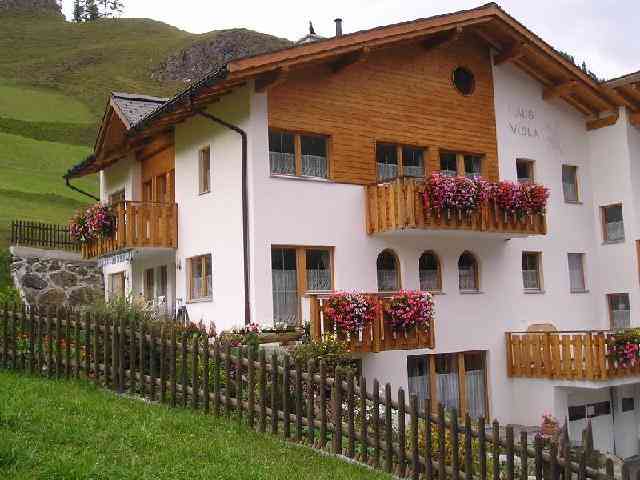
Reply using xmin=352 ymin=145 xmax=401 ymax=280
xmin=267 ymin=34 xmax=499 ymax=184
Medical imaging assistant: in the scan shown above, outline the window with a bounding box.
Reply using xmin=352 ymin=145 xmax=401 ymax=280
xmin=109 ymin=189 xmax=125 ymax=205
xmin=377 ymin=249 xmax=400 ymax=292
xmin=602 ymin=204 xmax=624 ymax=242
xmin=188 ymin=254 xmax=212 ymax=301
xmin=622 ymin=397 xmax=635 ymax=412
xmin=419 ymin=251 xmax=441 ymax=292
xmin=562 ymin=165 xmax=579 ymax=202
xmin=300 ymin=135 xmax=328 ymax=178
xmin=376 ymin=144 xmax=398 ymax=181
xmin=608 ymin=293 xmax=630 ymax=330
xmin=158 ymin=265 xmax=168 ymax=298
xmin=269 ymin=129 xmax=328 ymax=179
xmin=567 ymin=253 xmax=586 ymax=292
xmin=435 ymin=354 xmax=459 ymax=411
xmin=458 ymin=251 xmax=479 ymax=292
xmin=452 ymin=67 xmax=475 ymax=96
xmin=272 ymin=246 xmax=334 ymax=326
xmin=198 ymin=146 xmax=211 ymax=194
xmin=306 ymin=249 xmax=332 ymax=292
xmin=407 ymin=355 xmax=430 ymax=411
xmin=516 ymin=159 xmax=534 ymax=183
xmin=464 ymin=155 xmax=482 ymax=179
xmin=522 ymin=252 xmax=542 ymax=291
xmin=108 ymin=271 xmax=125 ymax=299
xmin=144 ymin=268 xmax=155 ymax=301
xmin=440 ymin=152 xmax=458 ymax=177
xmin=402 ymin=147 xmax=425 ymax=178
xmin=464 ymin=352 xmax=487 ymax=419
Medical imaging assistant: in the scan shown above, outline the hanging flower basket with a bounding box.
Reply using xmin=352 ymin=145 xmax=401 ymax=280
xmin=322 ymin=292 xmax=378 ymax=334
xmin=385 ymin=290 xmax=435 ymax=332
xmin=607 ymin=329 xmax=640 ymax=368
xmin=69 ymin=203 xmax=116 ymax=243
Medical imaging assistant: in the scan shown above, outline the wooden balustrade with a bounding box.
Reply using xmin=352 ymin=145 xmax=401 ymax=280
xmin=365 ymin=177 xmax=547 ymax=236
xmin=506 ymin=330 xmax=640 ymax=381
xmin=82 ymin=201 xmax=178 ymax=259
xmin=308 ymin=294 xmax=434 ymax=354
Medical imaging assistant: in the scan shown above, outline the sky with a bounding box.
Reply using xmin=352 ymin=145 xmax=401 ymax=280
xmin=60 ymin=0 xmax=638 ymax=80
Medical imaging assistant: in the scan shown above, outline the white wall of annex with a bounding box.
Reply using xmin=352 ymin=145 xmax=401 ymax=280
xmin=173 ymin=87 xmax=250 ymax=330
xmin=100 ymin=153 xmax=140 ymax=203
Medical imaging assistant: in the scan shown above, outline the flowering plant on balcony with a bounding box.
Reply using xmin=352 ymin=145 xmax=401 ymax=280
xmin=385 ymin=290 xmax=435 ymax=331
xmin=322 ymin=292 xmax=378 ymax=333
xmin=493 ymin=181 xmax=549 ymax=216
xmin=69 ymin=203 xmax=116 ymax=242
xmin=607 ymin=329 xmax=640 ymax=368
xmin=423 ymin=173 xmax=489 ymax=213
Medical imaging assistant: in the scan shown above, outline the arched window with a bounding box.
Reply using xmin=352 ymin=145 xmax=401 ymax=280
xmin=419 ymin=251 xmax=442 ymax=292
xmin=377 ymin=249 xmax=400 ymax=291
xmin=458 ymin=251 xmax=479 ymax=291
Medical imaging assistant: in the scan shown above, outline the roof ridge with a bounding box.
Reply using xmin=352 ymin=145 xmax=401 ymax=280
xmin=111 ymin=91 xmax=169 ymax=103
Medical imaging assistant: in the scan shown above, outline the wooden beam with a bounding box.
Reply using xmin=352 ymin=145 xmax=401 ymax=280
xmin=493 ymin=42 xmax=527 ymax=66
xmin=330 ymin=47 xmax=370 ymax=73
xmin=421 ymin=26 xmax=462 ymax=52
xmin=542 ymin=80 xmax=578 ymax=101
xmin=255 ymin=67 xmax=289 ymax=93
xmin=586 ymin=112 xmax=619 ymax=131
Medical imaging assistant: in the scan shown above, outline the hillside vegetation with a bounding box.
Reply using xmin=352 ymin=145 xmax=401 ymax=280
xmin=0 ymin=7 xmax=291 ymax=250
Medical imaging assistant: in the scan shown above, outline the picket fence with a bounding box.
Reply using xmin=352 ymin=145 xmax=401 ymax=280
xmin=0 ymin=304 xmax=619 ymax=480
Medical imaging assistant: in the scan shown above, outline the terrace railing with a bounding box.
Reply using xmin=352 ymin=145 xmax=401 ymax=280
xmin=11 ymin=220 xmax=80 ymax=252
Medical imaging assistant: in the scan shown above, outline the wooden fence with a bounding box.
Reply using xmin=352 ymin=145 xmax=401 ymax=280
xmin=506 ymin=331 xmax=638 ymax=381
xmin=0 ymin=304 xmax=615 ymax=480
xmin=10 ymin=220 xmax=79 ymax=252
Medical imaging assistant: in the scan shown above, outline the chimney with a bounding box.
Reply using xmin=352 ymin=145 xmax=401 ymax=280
xmin=334 ymin=18 xmax=343 ymax=37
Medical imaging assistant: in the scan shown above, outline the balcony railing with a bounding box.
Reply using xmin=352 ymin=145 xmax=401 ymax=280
xmin=365 ymin=177 xmax=547 ymax=236
xmin=308 ymin=293 xmax=434 ymax=354
xmin=506 ymin=330 xmax=640 ymax=381
xmin=82 ymin=201 xmax=178 ymax=259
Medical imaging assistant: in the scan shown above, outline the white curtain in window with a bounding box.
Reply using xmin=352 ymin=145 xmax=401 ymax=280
xmin=465 ymin=369 xmax=486 ymax=419
xmin=408 ymin=371 xmax=429 ymax=412
xmin=307 ymin=269 xmax=331 ymax=291
xmin=377 ymin=162 xmax=398 ymax=182
xmin=377 ymin=270 xmax=398 ymax=291
xmin=612 ymin=309 xmax=630 ymax=330
xmin=404 ymin=165 xmax=423 ymax=178
xmin=606 ymin=221 xmax=624 ymax=242
xmin=437 ymin=372 xmax=459 ymax=411
xmin=522 ymin=270 xmax=539 ymax=289
xmin=459 ymin=268 xmax=476 ymax=291
xmin=270 ymin=152 xmax=296 ymax=175
xmin=419 ymin=270 xmax=439 ymax=291
xmin=568 ymin=254 xmax=585 ymax=291
xmin=563 ymin=181 xmax=577 ymax=202
xmin=272 ymin=270 xmax=298 ymax=325
xmin=301 ymin=155 xmax=328 ymax=178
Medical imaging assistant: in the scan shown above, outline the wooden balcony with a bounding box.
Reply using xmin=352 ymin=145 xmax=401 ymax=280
xmin=308 ymin=294 xmax=434 ymax=354
xmin=506 ymin=330 xmax=640 ymax=381
xmin=366 ymin=177 xmax=547 ymax=236
xmin=82 ymin=201 xmax=178 ymax=259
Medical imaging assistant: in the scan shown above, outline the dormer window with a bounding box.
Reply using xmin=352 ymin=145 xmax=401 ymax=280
xmin=269 ymin=129 xmax=328 ymax=179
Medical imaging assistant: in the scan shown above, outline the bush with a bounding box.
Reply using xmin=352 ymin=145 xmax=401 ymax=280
xmin=289 ymin=335 xmax=357 ymax=376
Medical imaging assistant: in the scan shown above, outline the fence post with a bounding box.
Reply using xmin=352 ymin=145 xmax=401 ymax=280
xmin=92 ymin=313 xmax=99 ymax=386
xmin=192 ymin=333 xmax=199 ymax=411
xmin=307 ymin=360 xmax=316 ymax=446
xmin=437 ymin=403 xmax=446 ymax=480
xmin=492 ymin=420 xmax=500 ymax=480
xmin=74 ymin=310 xmax=81 ymax=379
xmin=464 ymin=413 xmax=473 ymax=480
xmin=549 ymin=441 xmax=558 ymax=480
xmin=424 ymin=399 xmax=433 ymax=480
xmin=140 ymin=321 xmax=147 ymax=398
xmin=359 ymin=376 xmax=368 ymax=465
xmin=535 ymin=435 xmax=543 ymax=480
xmin=372 ymin=378 xmax=380 ymax=468
xmin=282 ymin=354 xmax=291 ymax=439
xmin=2 ymin=303 xmax=8 ymax=369
xmin=111 ymin=315 xmax=118 ymax=389
xmin=520 ymin=429 xmax=528 ymax=480
xmin=65 ymin=309 xmax=72 ymax=379
xmin=224 ymin=343 xmax=232 ymax=417
xmin=181 ymin=330 xmax=188 ymax=407
xmin=160 ymin=326 xmax=167 ymax=404
xmin=333 ymin=371 xmax=343 ymax=456
xmin=347 ymin=374 xmax=356 ymax=458
xmin=384 ymin=382 xmax=392 ymax=473
xmin=36 ymin=306 xmax=44 ymax=374
xmin=410 ymin=394 xmax=419 ymax=480
xmin=295 ymin=358 xmax=303 ymax=442
xmin=506 ymin=425 xmax=515 ymax=480
xmin=319 ymin=361 xmax=328 ymax=449
xmin=28 ymin=306 xmax=35 ymax=375
xmin=104 ymin=315 xmax=111 ymax=387
xmin=235 ymin=347 xmax=242 ymax=420
xmin=247 ymin=346 xmax=254 ymax=426
xmin=270 ymin=352 xmax=278 ymax=433
xmin=213 ymin=341 xmax=220 ymax=416
xmin=451 ymin=409 xmax=460 ymax=480
xmin=398 ymin=387 xmax=406 ymax=477
xmin=150 ymin=324 xmax=157 ymax=401
xmin=259 ymin=349 xmax=266 ymax=433
xmin=203 ymin=335 xmax=210 ymax=414
xmin=55 ymin=307 xmax=63 ymax=377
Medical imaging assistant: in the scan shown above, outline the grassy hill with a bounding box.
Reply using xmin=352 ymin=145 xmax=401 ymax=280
xmin=0 ymin=8 xmax=291 ymax=252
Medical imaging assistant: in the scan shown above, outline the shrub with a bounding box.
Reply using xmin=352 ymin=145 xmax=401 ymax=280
xmin=289 ymin=335 xmax=356 ymax=376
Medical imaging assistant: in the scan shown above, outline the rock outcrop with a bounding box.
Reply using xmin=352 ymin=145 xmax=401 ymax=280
xmin=10 ymin=246 xmax=103 ymax=309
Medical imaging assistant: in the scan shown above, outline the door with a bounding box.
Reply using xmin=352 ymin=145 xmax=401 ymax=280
xmin=613 ymin=385 xmax=640 ymax=459
xmin=568 ymin=389 xmax=614 ymax=454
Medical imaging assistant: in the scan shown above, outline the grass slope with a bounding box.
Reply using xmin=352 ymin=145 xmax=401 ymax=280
xmin=0 ymin=371 xmax=388 ymax=479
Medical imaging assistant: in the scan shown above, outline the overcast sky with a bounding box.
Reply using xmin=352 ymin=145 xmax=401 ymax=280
xmin=61 ymin=0 xmax=637 ymax=80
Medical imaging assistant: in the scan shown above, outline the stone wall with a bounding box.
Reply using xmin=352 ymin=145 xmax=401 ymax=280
xmin=10 ymin=246 xmax=103 ymax=309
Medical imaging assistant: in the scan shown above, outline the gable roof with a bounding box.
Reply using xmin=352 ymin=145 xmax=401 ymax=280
xmin=66 ymin=2 xmax=640 ymax=179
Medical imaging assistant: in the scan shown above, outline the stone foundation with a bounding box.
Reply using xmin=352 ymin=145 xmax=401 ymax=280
xmin=10 ymin=246 xmax=104 ymax=309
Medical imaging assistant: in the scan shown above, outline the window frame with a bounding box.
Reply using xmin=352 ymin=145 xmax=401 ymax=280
xmin=418 ymin=250 xmax=442 ymax=293
xmin=522 ymin=251 xmax=543 ymax=292
xmin=187 ymin=254 xmax=213 ymax=302
xmin=198 ymin=146 xmax=211 ymax=195
xmin=376 ymin=248 xmax=401 ymax=292
xmin=567 ymin=253 xmax=587 ymax=293
xmin=516 ymin=159 xmax=535 ymax=184
xmin=271 ymin=245 xmax=335 ymax=326
xmin=268 ymin=128 xmax=330 ymax=180
xmin=562 ymin=164 xmax=579 ymax=203
xmin=439 ymin=150 xmax=485 ymax=178
xmin=375 ymin=142 xmax=427 ymax=182
xmin=601 ymin=203 xmax=625 ymax=243
xmin=458 ymin=251 xmax=480 ymax=293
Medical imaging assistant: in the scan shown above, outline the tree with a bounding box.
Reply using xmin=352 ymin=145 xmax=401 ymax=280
xmin=98 ymin=0 xmax=124 ymax=17
xmin=73 ymin=0 xmax=84 ymax=22
xmin=85 ymin=0 xmax=100 ymax=21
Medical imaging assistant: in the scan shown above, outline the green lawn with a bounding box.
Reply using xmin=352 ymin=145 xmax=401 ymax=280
xmin=0 ymin=83 xmax=94 ymax=123
xmin=0 ymin=371 xmax=389 ymax=479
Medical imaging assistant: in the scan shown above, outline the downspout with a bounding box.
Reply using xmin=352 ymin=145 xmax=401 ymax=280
xmin=196 ymin=110 xmax=251 ymax=326
xmin=64 ymin=176 xmax=100 ymax=202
